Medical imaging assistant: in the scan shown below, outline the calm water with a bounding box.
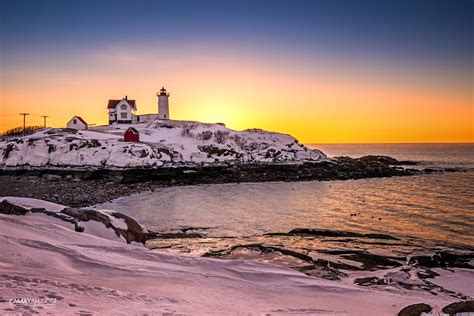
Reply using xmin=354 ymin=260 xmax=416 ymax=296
xmin=96 ymin=143 xmax=474 ymax=248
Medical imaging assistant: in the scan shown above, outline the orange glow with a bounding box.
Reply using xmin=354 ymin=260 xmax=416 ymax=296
xmin=1 ymin=49 xmax=472 ymax=143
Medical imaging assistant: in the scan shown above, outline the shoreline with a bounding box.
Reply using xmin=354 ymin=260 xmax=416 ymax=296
xmin=0 ymin=155 xmax=428 ymax=207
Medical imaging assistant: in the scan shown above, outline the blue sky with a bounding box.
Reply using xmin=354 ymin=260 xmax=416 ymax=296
xmin=2 ymin=0 xmax=472 ymax=65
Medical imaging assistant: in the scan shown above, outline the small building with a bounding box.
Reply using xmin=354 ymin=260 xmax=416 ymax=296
xmin=108 ymin=96 xmax=137 ymax=124
xmin=67 ymin=116 xmax=88 ymax=130
xmin=124 ymin=127 xmax=139 ymax=142
xmin=136 ymin=113 xmax=159 ymax=123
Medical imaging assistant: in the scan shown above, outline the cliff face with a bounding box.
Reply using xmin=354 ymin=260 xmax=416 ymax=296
xmin=0 ymin=120 xmax=326 ymax=169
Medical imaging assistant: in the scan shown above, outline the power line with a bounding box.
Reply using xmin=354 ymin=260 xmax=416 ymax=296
xmin=19 ymin=113 xmax=29 ymax=136
xmin=0 ymin=113 xmax=47 ymax=117
xmin=41 ymin=115 xmax=49 ymax=128
xmin=0 ymin=114 xmax=21 ymax=117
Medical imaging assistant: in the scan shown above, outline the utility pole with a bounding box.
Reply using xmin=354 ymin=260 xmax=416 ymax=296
xmin=41 ymin=115 xmax=49 ymax=128
xmin=19 ymin=113 xmax=29 ymax=136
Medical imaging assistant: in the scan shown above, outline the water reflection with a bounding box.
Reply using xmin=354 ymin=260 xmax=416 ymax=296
xmin=96 ymin=172 xmax=474 ymax=248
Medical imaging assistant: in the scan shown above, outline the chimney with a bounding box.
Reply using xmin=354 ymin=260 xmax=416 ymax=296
xmin=125 ymin=95 xmax=128 ymax=100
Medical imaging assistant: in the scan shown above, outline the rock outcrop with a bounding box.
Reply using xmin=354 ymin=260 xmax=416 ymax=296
xmin=0 ymin=198 xmax=149 ymax=244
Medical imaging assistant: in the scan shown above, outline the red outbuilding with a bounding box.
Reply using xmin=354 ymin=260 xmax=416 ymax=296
xmin=124 ymin=127 xmax=140 ymax=142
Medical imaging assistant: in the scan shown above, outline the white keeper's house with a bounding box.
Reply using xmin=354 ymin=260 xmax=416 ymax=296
xmin=107 ymin=96 xmax=137 ymax=124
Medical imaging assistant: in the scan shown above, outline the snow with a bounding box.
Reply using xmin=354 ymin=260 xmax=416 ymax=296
xmin=0 ymin=121 xmax=326 ymax=169
xmin=0 ymin=198 xmax=467 ymax=315
xmin=431 ymin=268 xmax=474 ymax=297
xmin=96 ymin=209 xmax=129 ymax=230
xmin=79 ymin=220 xmax=126 ymax=242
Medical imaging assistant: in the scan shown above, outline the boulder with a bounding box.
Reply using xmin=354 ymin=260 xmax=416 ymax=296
xmin=442 ymin=300 xmax=474 ymax=315
xmin=0 ymin=200 xmax=30 ymax=215
xmin=61 ymin=208 xmax=149 ymax=244
xmin=397 ymin=303 xmax=432 ymax=316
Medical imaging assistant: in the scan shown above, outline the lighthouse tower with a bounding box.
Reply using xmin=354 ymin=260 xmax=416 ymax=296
xmin=157 ymin=86 xmax=170 ymax=120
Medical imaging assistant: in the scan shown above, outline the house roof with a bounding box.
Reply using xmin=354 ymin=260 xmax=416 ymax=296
xmin=126 ymin=127 xmax=139 ymax=134
xmin=107 ymin=99 xmax=137 ymax=110
xmin=73 ymin=116 xmax=88 ymax=125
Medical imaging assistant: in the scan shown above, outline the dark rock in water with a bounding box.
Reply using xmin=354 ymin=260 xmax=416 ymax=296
xmin=311 ymin=258 xmax=359 ymax=272
xmin=342 ymin=252 xmax=403 ymax=270
xmin=0 ymin=200 xmax=30 ymax=215
xmin=397 ymin=303 xmax=432 ymax=316
xmin=444 ymin=167 xmax=460 ymax=172
xmin=423 ymin=168 xmax=443 ymax=174
xmin=318 ymin=249 xmax=403 ymax=270
xmin=180 ymin=226 xmax=211 ymax=233
xmin=278 ymin=228 xmax=400 ymax=240
xmin=320 ymin=238 xmax=407 ymax=246
xmin=442 ymin=300 xmax=474 ymax=315
xmin=354 ymin=276 xmax=387 ymax=286
xmin=408 ymin=251 xmax=474 ymax=269
xmin=416 ymin=268 xmax=440 ymax=279
xmin=356 ymin=155 xmax=418 ymax=166
xmin=151 ymin=232 xmax=203 ymax=239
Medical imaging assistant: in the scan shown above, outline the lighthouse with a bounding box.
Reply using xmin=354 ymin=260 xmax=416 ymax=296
xmin=157 ymin=86 xmax=170 ymax=120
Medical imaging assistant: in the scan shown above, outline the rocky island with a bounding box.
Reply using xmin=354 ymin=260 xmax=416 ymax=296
xmin=0 ymin=120 xmax=431 ymax=206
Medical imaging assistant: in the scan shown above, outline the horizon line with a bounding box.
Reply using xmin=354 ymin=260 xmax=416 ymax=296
xmin=304 ymin=141 xmax=474 ymax=145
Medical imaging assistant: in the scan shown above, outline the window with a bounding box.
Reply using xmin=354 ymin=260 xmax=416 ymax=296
xmin=121 ymin=104 xmax=128 ymax=110
xmin=73 ymin=119 xmax=77 ymax=124
xmin=121 ymin=112 xmax=128 ymax=119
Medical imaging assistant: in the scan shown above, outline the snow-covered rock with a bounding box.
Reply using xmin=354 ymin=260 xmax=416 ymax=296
xmin=0 ymin=120 xmax=326 ymax=169
xmin=0 ymin=197 xmax=148 ymax=244
xmin=0 ymin=196 xmax=66 ymax=213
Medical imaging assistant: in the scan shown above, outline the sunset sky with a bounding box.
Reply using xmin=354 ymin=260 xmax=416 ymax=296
xmin=1 ymin=0 xmax=472 ymax=143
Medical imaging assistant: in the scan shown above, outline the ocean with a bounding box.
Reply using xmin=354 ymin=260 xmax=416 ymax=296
xmin=95 ymin=143 xmax=474 ymax=260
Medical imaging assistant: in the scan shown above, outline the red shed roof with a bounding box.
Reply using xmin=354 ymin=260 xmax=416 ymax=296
xmin=125 ymin=127 xmax=139 ymax=134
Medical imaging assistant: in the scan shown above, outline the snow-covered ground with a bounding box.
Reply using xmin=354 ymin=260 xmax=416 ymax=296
xmin=0 ymin=120 xmax=326 ymax=169
xmin=0 ymin=197 xmax=468 ymax=315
